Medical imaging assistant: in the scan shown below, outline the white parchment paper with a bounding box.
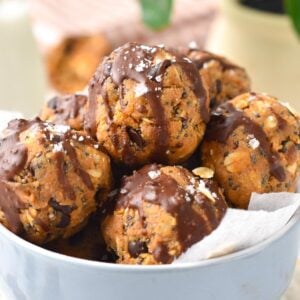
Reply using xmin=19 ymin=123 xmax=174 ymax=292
xmin=175 ymin=190 xmax=300 ymax=264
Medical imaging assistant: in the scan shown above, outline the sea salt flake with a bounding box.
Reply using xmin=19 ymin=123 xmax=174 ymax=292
xmin=53 ymin=142 xmax=64 ymax=152
xmin=135 ymin=83 xmax=148 ymax=97
xmin=53 ymin=124 xmax=70 ymax=134
xmin=185 ymin=194 xmax=192 ymax=202
xmin=145 ymin=190 xmax=156 ymax=201
xmin=135 ymin=61 xmax=148 ymax=72
xmin=141 ymin=45 xmax=152 ymax=51
xmin=186 ymin=185 xmax=196 ymax=195
xmin=196 ymin=181 xmax=216 ymax=203
xmin=249 ymin=137 xmax=260 ymax=149
xmin=78 ymin=136 xmax=84 ymax=142
xmin=148 ymin=170 xmax=161 ymax=180
xmin=120 ymin=188 xmax=128 ymax=194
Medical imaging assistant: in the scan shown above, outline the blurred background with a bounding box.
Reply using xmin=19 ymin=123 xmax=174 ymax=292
xmin=0 ymin=0 xmax=299 ymax=117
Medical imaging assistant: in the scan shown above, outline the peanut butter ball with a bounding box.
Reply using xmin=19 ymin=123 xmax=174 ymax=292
xmin=46 ymin=34 xmax=111 ymax=94
xmin=85 ymin=42 xmax=209 ymax=167
xmin=101 ymin=164 xmax=227 ymax=265
xmin=201 ymin=93 xmax=300 ymax=208
xmin=0 ymin=118 xmax=112 ymax=244
xmin=184 ymin=48 xmax=251 ymax=109
xmin=40 ymin=94 xmax=87 ymax=130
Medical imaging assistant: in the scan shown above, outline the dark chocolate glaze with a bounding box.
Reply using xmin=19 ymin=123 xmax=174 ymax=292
xmin=205 ymin=102 xmax=286 ymax=181
xmin=0 ymin=118 xmax=97 ymax=234
xmin=153 ymin=243 xmax=172 ymax=264
xmin=271 ymin=109 xmax=287 ymax=130
xmin=116 ymin=164 xmax=227 ymax=263
xmin=0 ymin=119 xmax=33 ymax=180
xmin=46 ymin=94 xmax=87 ymax=126
xmin=0 ymin=181 xmax=24 ymax=234
xmin=86 ymin=43 xmax=208 ymax=165
xmin=186 ymin=49 xmax=240 ymax=71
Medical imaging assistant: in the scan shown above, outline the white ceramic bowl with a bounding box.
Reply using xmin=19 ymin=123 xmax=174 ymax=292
xmin=0 ymin=210 xmax=299 ymax=300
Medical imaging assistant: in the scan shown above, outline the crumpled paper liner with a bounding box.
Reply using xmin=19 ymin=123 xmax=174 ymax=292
xmin=175 ymin=188 xmax=300 ymax=264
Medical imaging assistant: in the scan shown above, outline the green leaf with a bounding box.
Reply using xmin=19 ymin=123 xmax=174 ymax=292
xmin=285 ymin=0 xmax=300 ymax=36
xmin=140 ymin=0 xmax=173 ymax=30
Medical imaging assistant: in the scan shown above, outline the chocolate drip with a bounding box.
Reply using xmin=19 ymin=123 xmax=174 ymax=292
xmin=153 ymin=243 xmax=172 ymax=264
xmin=116 ymin=164 xmax=226 ymax=262
xmin=46 ymin=94 xmax=87 ymax=124
xmin=55 ymin=151 xmax=76 ymax=200
xmin=86 ymin=43 xmax=209 ymax=164
xmin=187 ymin=49 xmax=240 ymax=71
xmin=0 ymin=118 xmax=97 ymax=233
xmin=0 ymin=119 xmax=33 ymax=180
xmin=0 ymin=119 xmax=37 ymax=234
xmin=0 ymin=181 xmax=24 ymax=234
xmin=271 ymin=109 xmax=287 ymax=130
xmin=206 ymin=103 xmax=286 ymax=181
xmin=63 ymin=142 xmax=93 ymax=190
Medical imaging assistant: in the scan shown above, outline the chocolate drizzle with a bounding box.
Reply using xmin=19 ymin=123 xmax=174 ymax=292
xmin=206 ymin=103 xmax=286 ymax=181
xmin=0 ymin=118 xmax=97 ymax=234
xmin=116 ymin=164 xmax=227 ymax=263
xmin=46 ymin=94 xmax=87 ymax=125
xmin=0 ymin=119 xmax=33 ymax=180
xmin=86 ymin=43 xmax=208 ymax=164
xmin=0 ymin=181 xmax=24 ymax=233
xmin=186 ymin=49 xmax=240 ymax=71
xmin=0 ymin=119 xmax=36 ymax=233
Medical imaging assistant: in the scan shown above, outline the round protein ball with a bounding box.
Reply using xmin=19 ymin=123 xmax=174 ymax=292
xmin=0 ymin=118 xmax=112 ymax=244
xmin=85 ymin=42 xmax=209 ymax=167
xmin=40 ymin=94 xmax=87 ymax=130
xmin=46 ymin=34 xmax=112 ymax=94
xmin=201 ymin=93 xmax=300 ymax=209
xmin=184 ymin=48 xmax=251 ymax=109
xmin=101 ymin=164 xmax=227 ymax=265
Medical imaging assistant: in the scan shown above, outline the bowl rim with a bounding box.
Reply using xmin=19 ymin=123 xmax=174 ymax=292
xmin=0 ymin=207 xmax=299 ymax=272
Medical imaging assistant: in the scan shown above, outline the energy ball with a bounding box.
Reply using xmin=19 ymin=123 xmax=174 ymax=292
xmin=101 ymin=164 xmax=227 ymax=265
xmin=0 ymin=118 xmax=112 ymax=244
xmin=40 ymin=94 xmax=87 ymax=130
xmin=184 ymin=48 xmax=251 ymax=109
xmin=85 ymin=42 xmax=209 ymax=167
xmin=201 ymin=93 xmax=300 ymax=209
xmin=46 ymin=34 xmax=111 ymax=94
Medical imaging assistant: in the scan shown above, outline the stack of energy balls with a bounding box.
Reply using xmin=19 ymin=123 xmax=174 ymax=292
xmin=0 ymin=43 xmax=299 ymax=265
